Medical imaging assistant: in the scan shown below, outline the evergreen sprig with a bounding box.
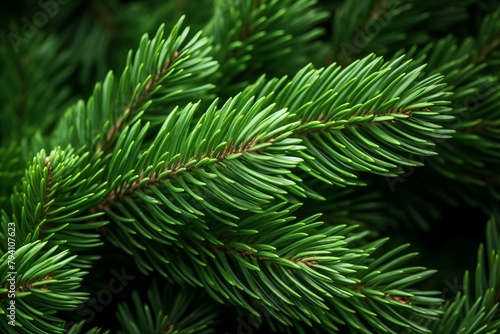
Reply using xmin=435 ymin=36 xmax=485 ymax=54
xmin=242 ymin=55 xmax=454 ymax=185
xmin=0 ymin=241 xmax=87 ymax=334
xmin=7 ymin=147 xmax=107 ymax=256
xmin=116 ymin=281 xmax=217 ymax=334
xmin=427 ymin=215 xmax=500 ymax=334
xmin=206 ymin=0 xmax=328 ymax=97
xmin=1 ymin=1 xmax=499 ymax=333
xmin=53 ymin=16 xmax=218 ymax=152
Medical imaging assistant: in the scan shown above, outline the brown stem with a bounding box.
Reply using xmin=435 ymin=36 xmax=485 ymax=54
xmin=296 ymin=106 xmax=418 ymax=137
xmin=93 ymin=136 xmax=258 ymax=212
xmin=208 ymin=243 xmax=319 ymax=267
xmin=95 ymin=51 xmax=179 ymax=153
xmin=350 ymin=283 xmax=412 ymax=304
xmin=2 ymin=275 xmax=52 ymax=295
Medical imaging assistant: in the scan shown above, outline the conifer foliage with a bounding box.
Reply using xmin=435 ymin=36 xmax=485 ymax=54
xmin=1 ymin=0 xmax=500 ymax=333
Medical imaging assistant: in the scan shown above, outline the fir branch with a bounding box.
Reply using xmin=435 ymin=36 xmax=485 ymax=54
xmin=426 ymin=215 xmax=500 ymax=334
xmin=413 ymin=10 xmax=500 ymax=186
xmin=95 ymin=50 xmax=179 ymax=153
xmin=116 ymin=281 xmax=217 ymax=334
xmin=2 ymin=2 xmax=500 ymax=333
xmin=206 ymin=0 xmax=328 ymax=96
xmin=53 ymin=16 xmax=218 ymax=151
xmin=386 ymin=30 xmax=500 ymax=186
xmin=7 ymin=147 xmax=108 ymax=255
xmin=106 ymin=203 xmax=441 ymax=333
xmin=0 ymin=241 xmax=88 ymax=334
xmin=242 ymin=54 xmax=454 ymax=185
xmin=92 ymin=97 xmax=304 ymax=250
